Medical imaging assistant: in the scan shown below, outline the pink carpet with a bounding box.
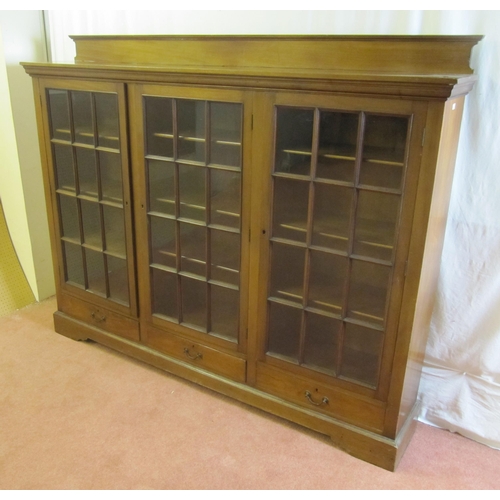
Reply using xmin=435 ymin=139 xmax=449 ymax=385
xmin=1 ymin=298 xmax=499 ymax=489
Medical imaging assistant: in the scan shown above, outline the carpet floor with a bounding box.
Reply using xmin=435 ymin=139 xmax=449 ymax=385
xmin=1 ymin=298 xmax=499 ymax=490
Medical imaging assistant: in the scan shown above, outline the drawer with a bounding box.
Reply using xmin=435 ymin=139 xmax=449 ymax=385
xmin=144 ymin=323 xmax=246 ymax=384
xmin=58 ymin=293 xmax=140 ymax=342
xmin=256 ymin=362 xmax=386 ymax=433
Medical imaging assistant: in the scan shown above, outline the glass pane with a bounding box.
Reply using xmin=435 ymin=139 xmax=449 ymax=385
xmin=85 ymin=248 xmax=106 ymax=296
xmin=311 ymin=183 xmax=352 ymax=252
xmin=53 ymin=144 xmax=75 ymax=192
xmin=340 ymin=323 xmax=383 ymax=387
xmin=145 ymin=96 xmax=174 ymax=158
xmin=307 ymin=251 xmax=347 ymax=315
xmin=71 ymin=91 xmax=94 ymax=145
xmin=272 ymin=177 xmax=309 ymax=243
xmin=210 ymin=169 xmax=241 ymax=229
xmin=267 ymin=301 xmax=301 ymax=362
xmin=347 ymin=260 xmax=391 ymax=327
xmin=181 ymin=276 xmax=207 ymax=330
xmin=103 ymin=205 xmax=126 ymax=257
xmin=76 ymin=148 xmax=98 ymax=198
xmin=99 ymin=151 xmax=123 ymax=203
xmin=58 ymin=195 xmax=80 ymax=241
xmin=353 ymin=191 xmax=400 ymax=262
xmin=180 ymin=222 xmax=206 ymax=277
xmin=107 ymin=255 xmax=129 ymax=306
xmin=360 ymin=115 xmax=408 ymax=190
xmin=210 ymin=102 xmax=242 ymax=168
xmin=179 ymin=164 xmax=206 ymax=222
xmin=63 ymin=242 xmax=84 ymax=286
xmin=269 ymin=242 xmax=305 ymax=305
xmin=210 ymin=229 xmax=240 ymax=286
xmin=210 ymin=285 xmax=239 ymax=341
xmin=48 ymin=89 xmax=70 ymax=141
xmin=151 ymin=268 xmax=178 ymax=320
xmin=81 ymin=199 xmax=102 ymax=249
xmin=317 ymin=111 xmax=359 ymax=182
xmin=95 ymin=93 xmax=120 ymax=149
xmin=148 ymin=160 xmax=175 ymax=215
xmin=303 ymin=313 xmax=340 ymax=373
xmin=150 ymin=216 xmax=176 ymax=269
xmin=177 ymin=99 xmax=206 ymax=163
xmin=274 ymin=107 xmax=314 ymax=176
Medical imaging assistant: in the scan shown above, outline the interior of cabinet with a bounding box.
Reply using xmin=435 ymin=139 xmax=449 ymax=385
xmin=48 ymin=88 xmax=130 ymax=307
xmin=144 ymin=96 xmax=243 ymax=342
xmin=265 ymin=106 xmax=410 ymax=388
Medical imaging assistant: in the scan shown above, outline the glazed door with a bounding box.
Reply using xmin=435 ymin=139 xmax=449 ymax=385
xmin=250 ymin=92 xmax=427 ymax=431
xmin=38 ymin=79 xmax=137 ymax=317
xmin=131 ymin=85 xmax=252 ymax=358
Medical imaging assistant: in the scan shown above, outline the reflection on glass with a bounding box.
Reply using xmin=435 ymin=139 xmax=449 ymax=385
xmin=317 ymin=111 xmax=359 ymax=182
xmin=103 ymin=205 xmax=125 ymax=256
xmin=99 ymin=151 xmax=123 ymax=203
xmin=85 ymin=248 xmax=106 ymax=296
xmin=210 ymin=169 xmax=241 ymax=229
xmin=64 ymin=242 xmax=84 ymax=286
xmin=340 ymin=323 xmax=383 ymax=387
xmin=72 ymin=91 xmax=94 ymax=145
xmin=177 ymin=99 xmax=206 ymax=163
xmin=210 ymin=229 xmax=240 ymax=286
xmin=81 ymin=200 xmax=102 ymax=249
xmin=347 ymin=260 xmax=390 ymax=326
xmin=48 ymin=89 xmax=70 ymax=142
xmin=269 ymin=242 xmax=305 ymax=305
xmin=152 ymin=268 xmax=178 ymax=319
xmin=307 ymin=251 xmax=347 ymax=314
xmin=272 ymin=177 xmax=309 ymax=243
xmin=179 ymin=164 xmax=206 ymax=221
xmin=51 ymin=88 xmax=131 ymax=306
xmin=360 ymin=115 xmax=408 ymax=190
xmin=107 ymin=255 xmax=129 ymax=306
xmin=353 ymin=191 xmax=400 ymax=262
xmin=180 ymin=222 xmax=206 ymax=277
xmin=95 ymin=93 xmax=119 ymax=149
xmin=181 ymin=276 xmax=207 ymax=330
xmin=311 ymin=183 xmax=352 ymax=252
xmin=150 ymin=216 xmax=176 ymax=269
xmin=274 ymin=107 xmax=314 ymax=176
xmin=267 ymin=301 xmax=301 ymax=361
xmin=145 ymin=97 xmax=174 ymax=158
xmin=59 ymin=195 xmax=80 ymax=242
xmin=303 ymin=313 xmax=340 ymax=373
xmin=53 ymin=144 xmax=75 ymax=192
xmin=210 ymin=285 xmax=239 ymax=341
xmin=210 ymin=102 xmax=242 ymax=168
xmin=148 ymin=160 xmax=175 ymax=215
xmin=76 ymin=148 xmax=98 ymax=198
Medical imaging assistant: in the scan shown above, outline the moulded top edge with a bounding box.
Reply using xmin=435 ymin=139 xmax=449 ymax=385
xmin=69 ymin=35 xmax=482 ymax=78
xmin=69 ymin=34 xmax=484 ymax=42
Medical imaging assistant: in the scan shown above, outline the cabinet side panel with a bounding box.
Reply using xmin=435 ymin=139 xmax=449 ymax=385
xmin=385 ymin=97 xmax=465 ymax=437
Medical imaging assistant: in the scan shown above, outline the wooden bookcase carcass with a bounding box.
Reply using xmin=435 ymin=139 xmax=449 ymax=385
xmin=23 ymin=35 xmax=481 ymax=471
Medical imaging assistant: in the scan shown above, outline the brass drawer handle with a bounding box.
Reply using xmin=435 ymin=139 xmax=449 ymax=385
xmin=305 ymin=390 xmax=329 ymax=407
xmin=90 ymin=311 xmax=106 ymax=323
xmin=183 ymin=347 xmax=203 ymax=361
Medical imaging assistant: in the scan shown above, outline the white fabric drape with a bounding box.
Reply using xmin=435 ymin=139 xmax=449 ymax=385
xmin=45 ymin=10 xmax=500 ymax=450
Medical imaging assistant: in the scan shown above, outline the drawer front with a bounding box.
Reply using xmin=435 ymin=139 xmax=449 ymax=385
xmin=144 ymin=324 xmax=246 ymax=384
xmin=58 ymin=293 xmax=140 ymax=342
xmin=256 ymin=363 xmax=386 ymax=433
